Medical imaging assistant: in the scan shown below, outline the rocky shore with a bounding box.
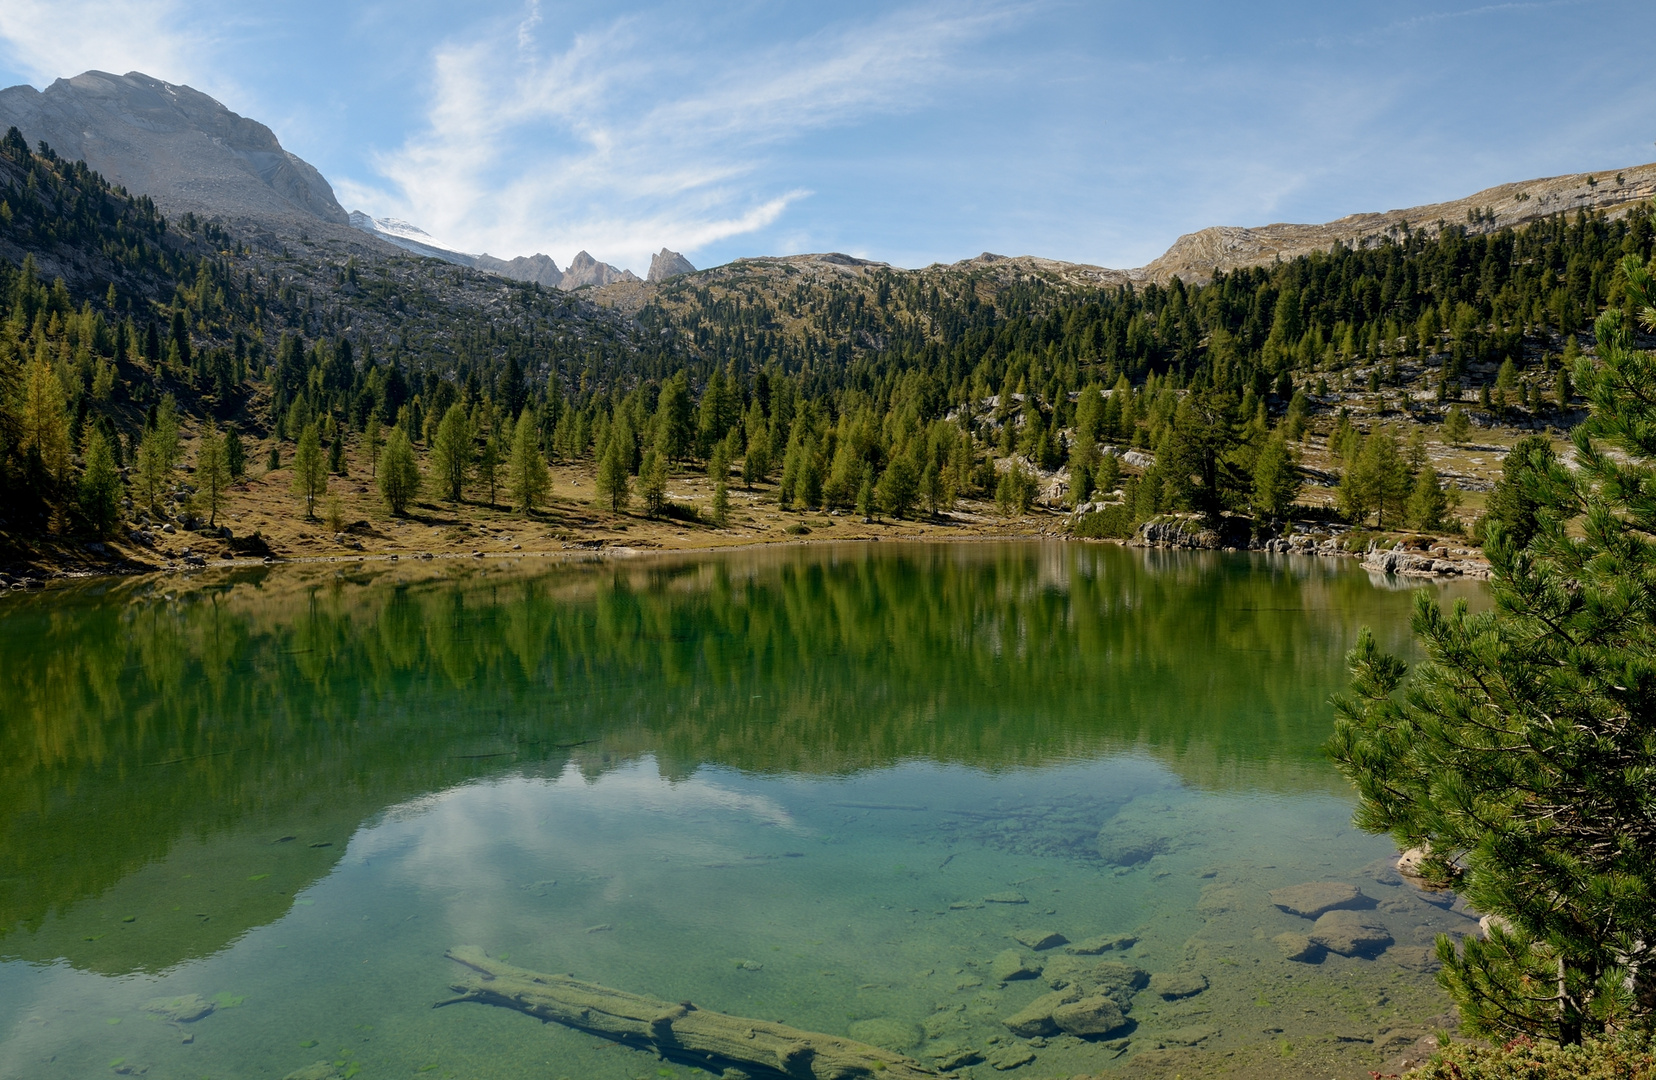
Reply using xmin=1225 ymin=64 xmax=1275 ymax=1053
xmin=1124 ymin=516 xmax=1490 ymax=579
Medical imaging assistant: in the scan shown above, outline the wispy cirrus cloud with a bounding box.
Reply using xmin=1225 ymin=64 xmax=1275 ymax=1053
xmin=345 ymin=2 xmax=1016 ymax=273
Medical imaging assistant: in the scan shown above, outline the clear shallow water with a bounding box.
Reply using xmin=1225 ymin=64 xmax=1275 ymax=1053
xmin=0 ymin=543 xmax=1483 ymax=1080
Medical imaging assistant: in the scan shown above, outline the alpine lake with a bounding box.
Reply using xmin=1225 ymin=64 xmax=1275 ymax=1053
xmin=0 ymin=542 xmax=1486 ymax=1080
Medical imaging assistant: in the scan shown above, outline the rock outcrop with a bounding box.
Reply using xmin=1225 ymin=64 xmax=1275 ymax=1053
xmin=0 ymin=70 xmax=348 ymax=227
xmin=563 ymin=250 xmax=640 ymax=289
xmin=475 ymin=252 xmax=564 ymax=287
xmin=1362 ymin=545 xmax=1490 ymax=580
xmin=647 ymin=248 xmax=696 ymax=282
xmin=1143 ymin=162 xmax=1656 ymax=284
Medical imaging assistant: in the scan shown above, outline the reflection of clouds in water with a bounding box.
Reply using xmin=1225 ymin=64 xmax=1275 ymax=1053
xmin=352 ymin=759 xmax=802 ymax=949
xmin=0 ymin=957 xmax=203 ymax=1075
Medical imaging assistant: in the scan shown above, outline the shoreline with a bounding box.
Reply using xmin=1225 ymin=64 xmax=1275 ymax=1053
xmin=1 ymin=522 xmax=1492 ymax=594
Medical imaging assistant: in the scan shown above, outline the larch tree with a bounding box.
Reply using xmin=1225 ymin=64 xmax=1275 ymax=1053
xmin=476 ymin=431 xmax=503 ymax=509
xmin=595 ymin=434 xmax=630 ymax=513
xmin=195 ymin=422 xmax=230 ymax=526
xmin=291 ymin=421 xmax=327 ymax=519
xmin=507 ymin=411 xmax=550 ymax=516
xmin=639 ymin=447 xmax=667 ymax=518
xmin=429 ymin=402 xmax=474 ymax=502
xmin=378 ymin=425 xmax=421 ymax=516
xmin=20 ymin=356 xmax=72 ymax=491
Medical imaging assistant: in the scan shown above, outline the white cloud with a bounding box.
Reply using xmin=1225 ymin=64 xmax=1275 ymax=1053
xmin=353 ymin=3 xmax=1012 ymax=273
xmin=0 ymin=0 xmax=222 ymax=94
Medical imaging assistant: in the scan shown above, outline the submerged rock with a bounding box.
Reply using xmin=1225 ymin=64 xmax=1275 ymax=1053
xmin=1044 ymin=956 xmax=1148 ymax=996
xmin=1309 ymin=910 xmax=1394 ymax=957
xmin=1052 ymin=994 xmax=1129 ymax=1037
xmin=1274 ymin=932 xmax=1325 ymax=963
xmin=1148 ymin=971 xmax=1208 ymax=1000
xmin=934 ymin=1046 xmax=984 ymax=1070
xmin=1388 ymin=945 xmax=1442 ymax=973
xmin=1268 ymin=881 xmax=1367 ymax=918
xmin=1011 ymin=929 xmax=1067 ymax=951
xmin=1156 ymin=1025 xmax=1218 ymax=1047
xmin=1002 ymin=989 xmax=1077 ymax=1037
xmin=1094 ymin=830 xmax=1166 ymax=867
xmin=986 ymin=1044 xmax=1037 ymax=1070
xmin=991 ymin=949 xmax=1042 ymax=982
xmin=847 ymin=1018 xmax=919 ymax=1052
xmin=141 ymin=994 xmax=214 ymax=1023
xmin=1064 ymin=934 xmax=1136 ymax=955
xmin=984 ymin=891 xmax=1029 ymax=904
xmin=282 ymin=1065 xmax=341 ymax=1080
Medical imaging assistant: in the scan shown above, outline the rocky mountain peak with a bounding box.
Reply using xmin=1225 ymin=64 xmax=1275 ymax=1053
xmin=0 ymin=70 xmax=348 ymax=227
xmin=647 ymin=248 xmax=696 ymax=282
xmin=563 ymin=250 xmax=639 ymax=289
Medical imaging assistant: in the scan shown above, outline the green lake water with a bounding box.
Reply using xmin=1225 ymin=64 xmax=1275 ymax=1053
xmin=0 ymin=542 xmax=1484 ymax=1080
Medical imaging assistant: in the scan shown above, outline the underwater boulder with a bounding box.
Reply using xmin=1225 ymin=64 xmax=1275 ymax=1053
xmin=1309 ymin=910 xmax=1394 ymax=957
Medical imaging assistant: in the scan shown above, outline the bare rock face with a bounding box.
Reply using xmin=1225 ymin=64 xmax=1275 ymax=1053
xmin=1269 ymin=882 xmax=1367 ymax=919
xmin=475 ymin=252 xmax=564 ymax=288
xmin=562 ymin=250 xmax=640 ymax=289
xmin=0 ymin=70 xmax=348 ymax=227
xmin=1308 ymin=910 xmax=1394 ymax=958
xmin=647 ymin=247 xmax=696 ymax=282
xmin=1142 ymin=162 xmax=1656 ymax=284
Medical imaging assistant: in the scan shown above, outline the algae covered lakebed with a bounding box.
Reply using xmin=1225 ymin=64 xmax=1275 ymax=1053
xmin=0 ymin=542 xmax=1483 ymax=1080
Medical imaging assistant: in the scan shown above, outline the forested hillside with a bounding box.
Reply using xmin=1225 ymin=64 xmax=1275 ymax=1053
xmin=1 ymin=124 xmax=1653 ymax=570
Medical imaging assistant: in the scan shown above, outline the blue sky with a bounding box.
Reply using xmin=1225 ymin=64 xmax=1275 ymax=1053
xmin=1 ymin=1 xmax=1652 ymax=276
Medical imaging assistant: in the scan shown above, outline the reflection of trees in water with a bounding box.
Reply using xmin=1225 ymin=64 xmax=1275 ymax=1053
xmin=0 ymin=545 xmax=1441 ymax=969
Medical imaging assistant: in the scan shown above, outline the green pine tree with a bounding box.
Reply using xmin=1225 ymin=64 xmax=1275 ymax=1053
xmin=78 ymin=426 xmax=122 ymax=537
xmin=1250 ymin=431 xmax=1300 ymax=520
xmin=1405 ymin=464 xmax=1449 ymax=532
xmin=1443 ymin=405 xmax=1472 ymax=447
xmin=1328 ymin=271 xmax=1656 ymax=1046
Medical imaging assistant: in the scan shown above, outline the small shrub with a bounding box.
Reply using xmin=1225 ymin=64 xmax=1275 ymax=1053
xmin=1071 ymin=504 xmax=1136 ymax=539
xmin=1413 ymin=1033 xmax=1656 ymax=1080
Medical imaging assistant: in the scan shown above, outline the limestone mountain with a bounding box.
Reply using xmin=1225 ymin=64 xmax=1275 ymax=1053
xmin=0 ymin=71 xmax=348 ymax=228
xmin=562 ymin=250 xmax=639 ymax=289
xmin=474 ymin=253 xmax=565 ymax=288
xmin=1143 ymin=162 xmax=1656 ymax=283
xmin=346 ymin=211 xmax=636 ymax=291
xmin=647 ymin=248 xmax=696 ymax=282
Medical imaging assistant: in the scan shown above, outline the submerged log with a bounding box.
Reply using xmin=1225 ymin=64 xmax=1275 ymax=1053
xmin=441 ymin=946 xmax=944 ymax=1080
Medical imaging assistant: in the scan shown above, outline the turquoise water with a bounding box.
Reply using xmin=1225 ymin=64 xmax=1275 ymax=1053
xmin=0 ymin=543 xmax=1482 ymax=1079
